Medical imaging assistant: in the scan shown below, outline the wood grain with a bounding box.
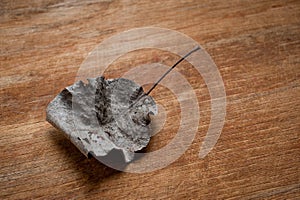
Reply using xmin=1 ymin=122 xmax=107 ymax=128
xmin=1 ymin=0 xmax=299 ymax=199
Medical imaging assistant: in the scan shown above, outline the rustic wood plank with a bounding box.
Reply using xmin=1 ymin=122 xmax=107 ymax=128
xmin=0 ymin=0 xmax=299 ymax=199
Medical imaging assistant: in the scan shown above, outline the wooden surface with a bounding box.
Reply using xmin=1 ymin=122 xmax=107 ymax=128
xmin=1 ymin=0 xmax=300 ymax=199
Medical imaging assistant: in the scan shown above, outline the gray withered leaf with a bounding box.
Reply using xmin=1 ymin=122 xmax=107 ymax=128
xmin=46 ymin=76 xmax=157 ymax=162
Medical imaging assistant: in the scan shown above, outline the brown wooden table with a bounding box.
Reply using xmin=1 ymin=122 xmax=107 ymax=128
xmin=1 ymin=0 xmax=299 ymax=199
